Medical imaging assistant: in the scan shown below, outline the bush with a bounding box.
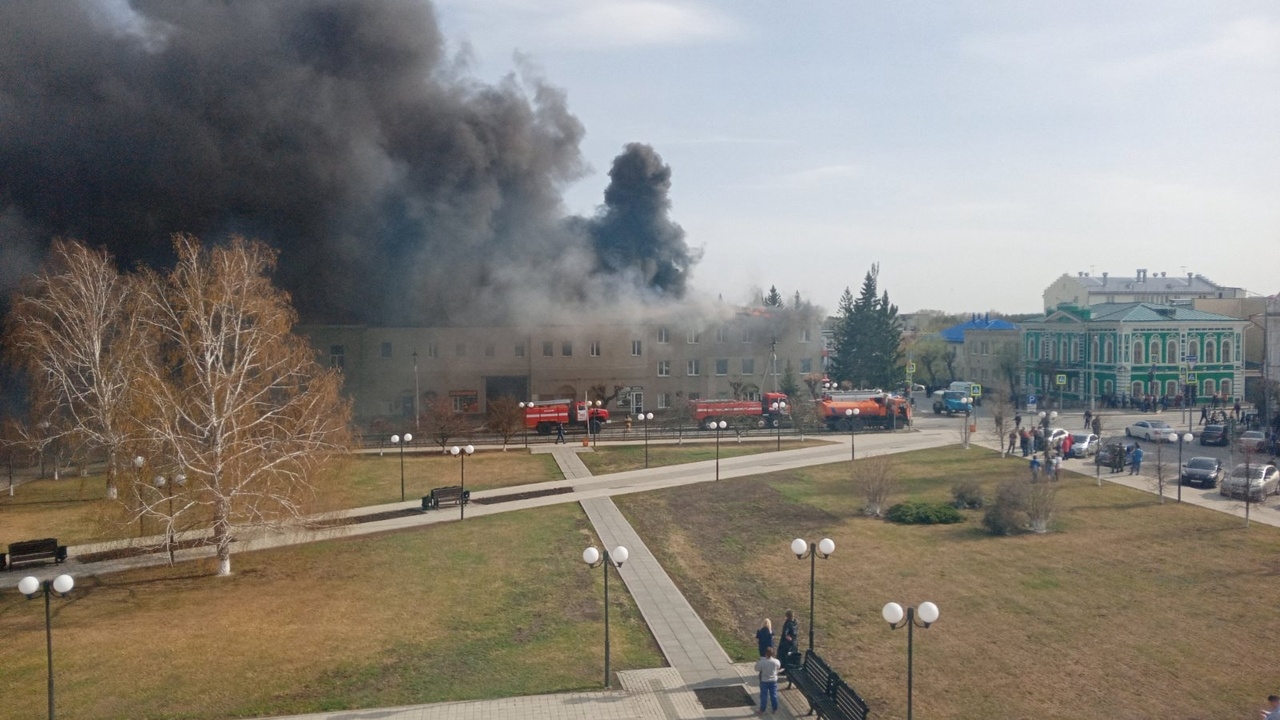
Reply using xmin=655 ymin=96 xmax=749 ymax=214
xmin=951 ymin=480 xmax=984 ymax=509
xmin=982 ymin=480 xmax=1028 ymax=535
xmin=885 ymin=501 xmax=965 ymax=525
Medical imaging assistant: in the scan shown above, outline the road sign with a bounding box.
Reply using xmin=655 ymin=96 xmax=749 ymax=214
xmin=1055 ymin=374 xmax=1068 ymax=386
xmin=906 ymin=362 xmax=916 ymax=374
xmin=1182 ymin=354 xmax=1198 ymax=364
xmin=970 ymin=383 xmax=982 ymax=397
xmin=1187 ymin=373 xmax=1197 ymax=384
xmin=1027 ymin=394 xmax=1037 ymax=405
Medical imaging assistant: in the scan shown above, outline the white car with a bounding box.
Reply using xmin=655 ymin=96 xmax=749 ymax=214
xmin=1126 ymin=420 xmax=1175 ymax=442
xmin=1068 ymin=432 xmax=1100 ymax=458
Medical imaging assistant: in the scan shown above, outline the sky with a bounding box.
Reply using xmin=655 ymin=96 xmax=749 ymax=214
xmin=433 ymin=0 xmax=1280 ymax=315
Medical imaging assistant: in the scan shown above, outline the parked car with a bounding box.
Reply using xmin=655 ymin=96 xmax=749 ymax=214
xmin=1237 ymin=430 xmax=1267 ymax=454
xmin=1126 ymin=420 xmax=1175 ymax=441
xmin=1048 ymin=428 xmax=1070 ymax=447
xmin=1096 ymin=438 xmax=1137 ymax=469
xmin=1219 ymin=462 xmax=1280 ymax=501
xmin=1179 ymin=456 xmax=1223 ymax=488
xmin=1199 ymin=424 xmax=1228 ymax=446
xmin=1068 ymin=432 xmax=1100 ymax=458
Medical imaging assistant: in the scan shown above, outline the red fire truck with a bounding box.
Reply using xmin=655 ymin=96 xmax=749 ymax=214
xmin=688 ymin=392 xmax=790 ymax=428
xmin=524 ymin=400 xmax=611 ymax=435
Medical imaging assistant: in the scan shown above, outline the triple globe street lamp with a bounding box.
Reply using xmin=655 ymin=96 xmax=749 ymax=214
xmin=582 ymin=544 xmax=629 ymax=688
xmin=881 ymin=600 xmax=941 ymax=720
xmin=390 ymin=433 xmax=412 ymax=502
xmin=17 ymin=573 xmax=75 ymax=720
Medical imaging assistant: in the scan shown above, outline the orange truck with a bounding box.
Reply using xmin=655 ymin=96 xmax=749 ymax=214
xmin=688 ymin=392 xmax=790 ymax=428
xmin=524 ymin=400 xmax=610 ymax=435
xmin=817 ymin=391 xmax=910 ymax=431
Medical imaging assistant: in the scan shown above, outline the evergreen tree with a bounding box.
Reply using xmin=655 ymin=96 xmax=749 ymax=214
xmin=780 ymin=359 xmax=800 ymax=400
xmin=764 ymin=285 xmax=784 ymax=308
xmin=830 ymin=265 xmax=902 ymax=388
xmin=828 ymin=287 xmax=858 ymax=385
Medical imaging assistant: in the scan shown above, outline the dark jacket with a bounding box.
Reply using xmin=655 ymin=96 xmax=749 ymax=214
xmin=756 ymin=626 xmax=774 ymax=656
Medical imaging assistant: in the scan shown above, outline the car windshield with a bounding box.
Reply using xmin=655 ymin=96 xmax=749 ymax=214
xmin=1187 ymin=458 xmax=1217 ymax=470
xmin=1071 ymin=434 xmax=1091 ymax=443
xmin=1204 ymin=425 xmax=1224 ymax=432
xmin=1231 ymin=465 xmax=1269 ymax=480
xmin=1149 ymin=421 xmax=1172 ymax=429
xmin=943 ymin=391 xmax=964 ymax=399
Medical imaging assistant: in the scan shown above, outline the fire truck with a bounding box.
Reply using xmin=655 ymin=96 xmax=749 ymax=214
xmin=688 ymin=392 xmax=790 ymax=428
xmin=524 ymin=400 xmax=610 ymax=435
xmin=817 ymin=391 xmax=910 ymax=431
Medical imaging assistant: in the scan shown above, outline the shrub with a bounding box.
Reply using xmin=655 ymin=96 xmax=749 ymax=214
xmin=951 ymin=480 xmax=984 ymax=509
xmin=885 ymin=501 xmax=965 ymax=525
xmin=982 ymin=480 xmax=1027 ymax=535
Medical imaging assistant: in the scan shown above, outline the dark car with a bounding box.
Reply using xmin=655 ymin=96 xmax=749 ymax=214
xmin=1180 ymin=456 xmax=1223 ymax=488
xmin=1199 ymin=424 xmax=1228 ymax=446
xmin=1095 ymin=438 xmax=1136 ymax=471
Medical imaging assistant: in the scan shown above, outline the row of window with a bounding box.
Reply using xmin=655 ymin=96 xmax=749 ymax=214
xmin=1036 ymin=375 xmax=1235 ymax=399
xmin=1027 ymin=335 xmax=1236 ymax=365
xmin=656 ymin=358 xmax=813 ymax=377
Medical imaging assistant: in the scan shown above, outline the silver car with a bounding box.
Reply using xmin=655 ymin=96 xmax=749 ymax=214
xmin=1219 ymin=463 xmax=1280 ymax=501
xmin=1069 ymin=432 xmax=1099 ymax=458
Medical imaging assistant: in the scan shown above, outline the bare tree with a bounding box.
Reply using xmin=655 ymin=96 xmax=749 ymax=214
xmin=854 ymin=455 xmax=897 ymax=517
xmin=788 ymin=397 xmax=822 ymax=441
xmin=422 ymin=395 xmax=469 ymax=453
xmin=485 ymin=397 xmax=523 ymax=450
xmin=1024 ymin=481 xmax=1058 ymax=533
xmin=133 ymin=235 xmax=350 ymax=576
xmin=987 ymin=393 xmax=1013 ymax=456
xmin=6 ymin=240 xmax=141 ymax=499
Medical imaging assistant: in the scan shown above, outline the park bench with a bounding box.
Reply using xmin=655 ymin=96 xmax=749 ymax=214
xmin=787 ymin=650 xmax=869 ymax=720
xmin=3 ymin=538 xmax=68 ymax=571
xmin=421 ymin=485 xmax=470 ymax=511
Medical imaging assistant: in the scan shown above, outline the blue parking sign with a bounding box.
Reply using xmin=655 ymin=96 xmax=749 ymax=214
xmin=1027 ymin=394 xmax=1037 ymax=405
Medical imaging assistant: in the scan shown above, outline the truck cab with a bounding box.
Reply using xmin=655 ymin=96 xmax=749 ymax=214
xmin=932 ymin=390 xmax=971 ymax=416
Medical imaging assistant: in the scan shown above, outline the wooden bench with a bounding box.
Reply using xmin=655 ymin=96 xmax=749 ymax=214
xmin=421 ymin=486 xmax=470 ymax=511
xmin=4 ymin=538 xmax=68 ymax=571
xmin=787 ymin=650 xmax=870 ymax=720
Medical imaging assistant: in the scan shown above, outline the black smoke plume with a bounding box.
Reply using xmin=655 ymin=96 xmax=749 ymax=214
xmin=0 ymin=0 xmax=698 ymax=325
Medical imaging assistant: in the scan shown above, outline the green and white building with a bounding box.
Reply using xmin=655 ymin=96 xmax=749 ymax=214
xmin=1022 ymin=303 xmax=1248 ymax=406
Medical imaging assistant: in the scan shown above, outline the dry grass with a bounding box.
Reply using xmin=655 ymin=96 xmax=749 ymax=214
xmin=617 ymin=446 xmax=1280 ymax=720
xmin=579 ymin=439 xmax=824 ymax=475
xmin=0 ymin=504 xmax=662 ymax=719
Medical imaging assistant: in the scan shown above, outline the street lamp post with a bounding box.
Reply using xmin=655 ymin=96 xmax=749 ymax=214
xmin=961 ymin=397 xmax=973 ymax=450
xmin=771 ymin=401 xmax=787 ymax=451
xmin=582 ymin=544 xmax=629 ymax=688
xmin=1175 ymin=431 xmax=1194 ymax=502
xmin=18 ymin=574 xmax=75 ymax=720
xmin=709 ymin=420 xmax=727 ymax=480
xmin=390 ymin=433 xmax=412 ymax=502
xmin=639 ymin=412 xmax=654 ymax=468
xmin=153 ymin=472 xmax=187 ymax=565
xmin=132 ymin=455 xmax=145 ymax=537
xmin=449 ymin=444 xmax=474 ymax=520
xmin=412 ymin=350 xmax=420 ymax=432
xmin=592 ymin=400 xmax=603 ymax=449
xmin=518 ymin=402 xmax=531 ymax=449
xmin=790 ymin=537 xmax=835 ymax=650
xmin=882 ymin=601 xmax=940 ymax=720
xmin=845 ymin=408 xmax=861 ymax=460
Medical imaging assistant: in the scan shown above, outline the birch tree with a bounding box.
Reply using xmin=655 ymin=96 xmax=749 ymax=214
xmin=6 ymin=240 xmax=141 ymax=498
xmin=134 ymin=235 xmax=350 ymax=576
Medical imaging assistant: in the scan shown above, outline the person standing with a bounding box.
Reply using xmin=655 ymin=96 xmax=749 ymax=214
xmin=1007 ymin=429 xmax=1018 ymax=456
xmin=755 ymin=619 xmax=774 ymax=658
xmin=1029 ymin=455 xmax=1041 ymax=481
xmin=1092 ymin=416 xmax=1102 ymax=436
xmin=1083 ymin=409 xmax=1092 ymax=430
xmin=755 ymin=647 xmax=782 ymax=714
xmin=1129 ymin=443 xmax=1144 ymax=475
xmin=1050 ymin=453 xmax=1062 ymax=481
xmin=777 ymin=610 xmax=799 ymax=665
xmin=1261 ymin=695 xmax=1280 ymax=720
xmin=555 ymin=422 xmax=566 ymax=444
xmin=1014 ymin=413 xmax=1022 ymax=429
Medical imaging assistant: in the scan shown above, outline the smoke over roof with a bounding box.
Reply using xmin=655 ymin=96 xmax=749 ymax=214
xmin=0 ymin=0 xmax=699 ymax=325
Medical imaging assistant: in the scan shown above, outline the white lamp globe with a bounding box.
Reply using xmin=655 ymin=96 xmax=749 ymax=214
xmin=612 ymin=546 xmax=629 ymax=564
xmin=1182 ymin=433 xmax=1194 ymax=443
xmin=404 ymin=433 xmax=412 ymax=442
xmin=464 ymin=445 xmax=474 ymax=454
xmin=52 ymin=574 xmax=74 ymax=594
xmin=582 ymin=547 xmax=600 ymax=565
xmin=791 ymin=538 xmax=808 ymax=556
xmin=133 ymin=455 xmax=145 ymax=468
xmin=817 ymin=538 xmax=835 ymax=556
xmin=18 ymin=576 xmax=40 ymax=596
xmin=918 ymin=601 xmax=940 ymax=624
xmin=449 ymin=446 xmax=460 ymax=456
xmin=882 ymin=602 xmax=904 ymax=625
xmin=390 ymin=434 xmax=400 ymax=444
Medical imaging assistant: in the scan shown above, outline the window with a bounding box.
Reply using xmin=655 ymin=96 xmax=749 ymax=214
xmin=688 ymin=392 xmax=700 ymax=401
xmin=485 ymin=343 xmax=495 ymax=358
xmin=1133 ymin=342 xmax=1144 ymax=364
xmin=716 ymin=326 xmax=728 ymax=343
xmin=1104 ymin=379 xmax=1114 ymax=395
xmin=742 ymin=328 xmax=754 ymax=343
xmin=380 ymin=341 xmax=392 ymax=359
xmin=657 ymin=360 xmax=670 ymax=377
xmin=514 ymin=343 xmax=525 ymax=358
xmin=543 ymin=341 xmax=554 ymax=357
xmin=741 ymin=358 xmax=755 ymax=375
xmin=590 ymin=341 xmax=601 ymax=357
xmin=801 ymin=327 xmax=811 ymax=343
xmin=451 ymin=391 xmax=478 ymax=413
xmin=631 ymin=340 xmax=643 ymax=356
xmin=657 ymin=393 xmax=670 ymax=409
xmin=657 ymin=327 xmax=669 ymax=344
xmin=687 ymin=359 xmax=701 ymax=376
xmin=455 ymin=342 xmax=466 ymax=357
xmin=401 ymin=393 xmax=414 ymax=417
xmin=1166 ymin=379 xmax=1178 ymax=396
xmin=800 ymin=358 xmax=812 ymax=374
xmin=562 ymin=341 xmax=573 ymax=357
xmin=329 ymin=344 xmax=345 ymax=369
xmin=1132 ymin=381 xmax=1144 ymax=396
xmin=686 ymin=329 xmax=701 ymax=344
xmin=1221 ymin=378 xmax=1232 ymax=398
xmin=1105 ymin=338 xmax=1114 ymax=364
xmin=1149 ymin=339 xmax=1160 ymax=364
xmin=1204 ymin=378 xmax=1216 ymax=396
xmin=1222 ymin=340 xmax=1232 ymax=363
xmin=1204 ymin=340 xmax=1216 ymax=363
xmin=715 ymin=359 xmax=729 ymax=376
xmin=1167 ymin=339 xmax=1178 ymax=364
xmin=427 ymin=342 xmax=438 ymax=358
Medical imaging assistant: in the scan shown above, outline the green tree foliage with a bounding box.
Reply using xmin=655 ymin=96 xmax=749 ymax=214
xmin=764 ymin=285 xmax=784 ymax=308
xmin=780 ymin=359 xmax=800 ymax=400
xmin=829 ymin=264 xmax=902 ymax=389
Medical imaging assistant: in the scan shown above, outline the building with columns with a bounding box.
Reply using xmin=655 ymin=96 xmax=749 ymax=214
xmin=1021 ymin=303 xmax=1248 ymax=407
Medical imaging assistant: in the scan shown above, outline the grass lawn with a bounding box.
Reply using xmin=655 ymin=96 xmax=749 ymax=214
xmin=1 ymin=450 xmax=561 ymax=548
xmin=0 ymin=504 xmax=662 ymax=719
xmin=579 ymin=438 xmax=826 ymax=475
xmin=616 ymin=446 xmax=1280 ymax=720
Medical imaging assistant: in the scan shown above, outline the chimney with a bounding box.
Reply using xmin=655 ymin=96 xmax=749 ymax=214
xmin=1187 ymin=272 xmax=1193 ymax=285
xmin=1102 ymin=272 xmax=1108 ymax=286
xmin=1161 ymin=271 xmax=1166 ymax=278
xmin=1136 ymin=268 xmax=1147 ymax=281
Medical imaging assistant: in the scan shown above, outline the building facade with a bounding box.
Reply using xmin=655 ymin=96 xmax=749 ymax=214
xmin=1043 ymin=270 xmax=1247 ymax=311
xmin=1021 ymin=303 xmax=1248 ymax=407
xmin=299 ymin=307 xmax=825 ymax=427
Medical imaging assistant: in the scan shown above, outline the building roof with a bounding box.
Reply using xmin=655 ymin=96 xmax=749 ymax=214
xmin=1031 ymin=302 xmax=1246 ymax=324
xmin=1067 ymin=272 xmax=1229 ymax=294
xmin=939 ymin=314 xmax=1019 ymax=343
